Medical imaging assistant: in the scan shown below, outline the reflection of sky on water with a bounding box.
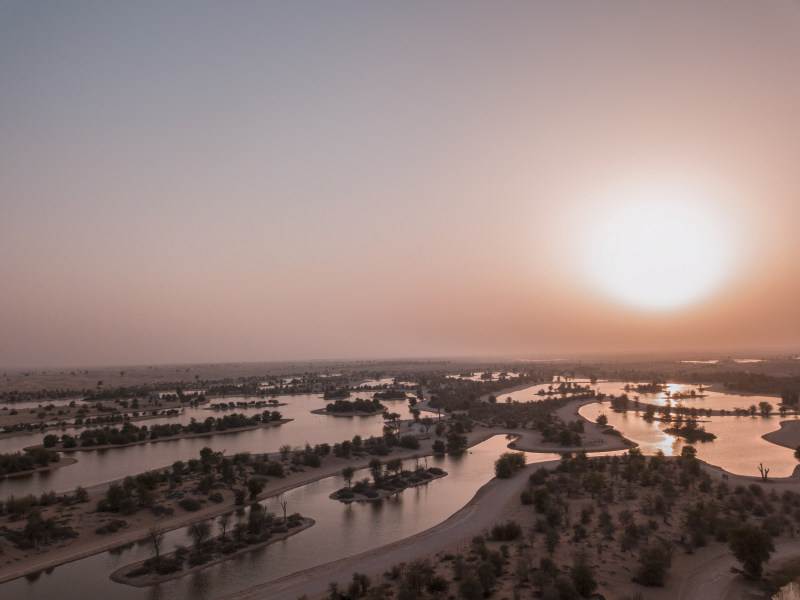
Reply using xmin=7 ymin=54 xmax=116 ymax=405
xmin=580 ymin=401 xmax=798 ymax=477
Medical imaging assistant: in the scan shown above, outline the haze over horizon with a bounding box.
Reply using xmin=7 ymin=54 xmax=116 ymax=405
xmin=2 ymin=2 xmax=799 ymax=369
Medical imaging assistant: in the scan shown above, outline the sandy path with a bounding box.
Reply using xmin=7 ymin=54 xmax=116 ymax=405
xmin=671 ymin=539 xmax=800 ymax=600
xmin=217 ymin=458 xmax=560 ymax=600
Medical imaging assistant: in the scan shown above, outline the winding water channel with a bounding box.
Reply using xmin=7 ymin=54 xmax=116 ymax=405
xmin=0 ymin=436 xmax=560 ymax=600
xmin=0 ymin=393 xmax=414 ymax=497
xmin=1 ymin=381 xmax=798 ymax=599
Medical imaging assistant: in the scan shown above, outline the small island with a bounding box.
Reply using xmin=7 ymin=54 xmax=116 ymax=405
xmin=0 ymin=448 xmax=76 ymax=478
xmin=664 ymin=417 xmax=717 ymax=442
xmin=372 ymin=389 xmax=407 ymax=400
xmin=111 ymin=508 xmax=313 ymax=587
xmin=30 ymin=412 xmax=287 ymax=452
xmin=331 ymin=458 xmax=447 ymax=502
xmin=311 ymin=398 xmax=386 ymax=417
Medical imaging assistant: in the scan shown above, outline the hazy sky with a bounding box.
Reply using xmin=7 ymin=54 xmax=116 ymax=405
xmin=2 ymin=1 xmax=799 ymax=368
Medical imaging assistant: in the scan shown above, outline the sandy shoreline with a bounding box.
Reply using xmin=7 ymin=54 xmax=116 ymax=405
xmin=762 ymin=419 xmax=800 ymax=450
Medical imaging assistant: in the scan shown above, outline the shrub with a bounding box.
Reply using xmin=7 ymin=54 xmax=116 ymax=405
xmin=399 ymin=435 xmax=420 ymax=449
xmin=179 ymin=497 xmax=201 ymax=512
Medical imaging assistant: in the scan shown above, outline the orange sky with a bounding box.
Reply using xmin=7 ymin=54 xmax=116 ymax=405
xmin=1 ymin=2 xmax=799 ymax=368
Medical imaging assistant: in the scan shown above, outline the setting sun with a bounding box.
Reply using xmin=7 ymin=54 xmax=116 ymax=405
xmin=580 ymin=182 xmax=738 ymax=311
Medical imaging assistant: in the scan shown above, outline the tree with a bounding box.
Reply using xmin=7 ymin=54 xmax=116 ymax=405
xmin=728 ymin=523 xmax=775 ymax=579
xmin=458 ymin=572 xmax=483 ymax=600
xmin=495 ymin=452 xmax=526 ymax=478
xmin=187 ymin=520 xmax=211 ymax=555
xmin=148 ymin=527 xmax=164 ymax=566
xmin=595 ymin=414 xmax=608 ymax=427
xmin=570 ymin=551 xmax=597 ymax=597
xmin=341 ymin=466 xmax=355 ymax=489
xmin=794 ymin=445 xmax=800 ymax=463
xmin=218 ymin=512 xmax=231 ymax=539
xmin=247 ymin=476 xmax=266 ymax=499
xmin=421 ymin=417 xmax=434 ymax=434
xmin=781 ymin=389 xmax=799 ymax=407
xmin=279 ymin=444 xmax=292 ymax=461
xmin=446 ymin=432 xmax=467 ymax=454
xmin=386 ymin=458 xmax=403 ymax=478
xmin=758 ymin=401 xmax=773 ymax=417
xmin=636 ymin=542 xmax=672 ymax=586
xmin=368 ymin=458 xmax=383 ymax=484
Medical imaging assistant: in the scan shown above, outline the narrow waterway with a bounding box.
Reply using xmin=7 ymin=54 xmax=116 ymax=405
xmin=0 ymin=436 xmax=560 ymax=600
xmin=579 ymin=401 xmax=798 ymax=477
xmin=0 ymin=394 xmax=414 ymax=497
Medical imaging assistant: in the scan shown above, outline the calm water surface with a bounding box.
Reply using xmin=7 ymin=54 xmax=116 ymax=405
xmin=0 ymin=436 xmax=560 ymax=600
xmin=579 ymin=401 xmax=797 ymax=477
xmin=0 ymin=394 xmax=414 ymax=497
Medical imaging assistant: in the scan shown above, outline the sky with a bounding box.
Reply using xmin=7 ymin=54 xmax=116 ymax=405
xmin=1 ymin=1 xmax=799 ymax=369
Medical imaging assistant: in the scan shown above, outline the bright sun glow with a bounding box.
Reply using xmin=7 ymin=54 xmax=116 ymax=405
xmin=580 ymin=181 xmax=737 ymax=311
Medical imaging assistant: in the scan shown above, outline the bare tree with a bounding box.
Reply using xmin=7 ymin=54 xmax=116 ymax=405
xmin=187 ymin=520 xmax=211 ymax=555
xmin=218 ymin=512 xmax=231 ymax=539
xmin=148 ymin=527 xmax=164 ymax=566
xmin=758 ymin=462 xmax=770 ymax=481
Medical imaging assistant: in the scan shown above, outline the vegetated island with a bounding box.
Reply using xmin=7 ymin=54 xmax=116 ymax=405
xmin=331 ymin=459 xmax=447 ymax=502
xmin=27 ymin=412 xmax=288 ymax=452
xmin=372 ymin=389 xmax=408 ymax=401
xmin=311 ymin=398 xmax=387 ymax=417
xmin=111 ymin=510 xmax=313 ymax=587
xmin=205 ymin=399 xmax=287 ymax=411
xmin=663 ymin=417 xmax=717 ymax=442
xmin=0 ymin=448 xmax=76 ymax=478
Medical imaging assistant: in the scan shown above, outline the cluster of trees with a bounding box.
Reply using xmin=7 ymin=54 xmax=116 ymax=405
xmin=50 ymin=411 xmax=283 ymax=448
xmin=323 ymin=387 xmax=352 ymax=400
xmin=208 ymin=399 xmax=278 ymax=410
xmin=128 ymin=506 xmax=306 ymax=579
xmin=535 ymin=381 xmax=596 ymax=397
xmin=1 ymin=486 xmax=88 ymax=549
xmin=624 ymin=382 xmax=665 ymax=394
xmin=335 ymin=459 xmax=446 ymax=501
xmin=93 ymin=447 xmax=291 ymax=518
xmin=325 ymin=398 xmax=385 ymax=414
xmin=425 ymin=371 xmax=544 ymax=413
xmin=514 ymin=447 xmax=783 ymax=591
xmin=663 ymin=417 xmax=716 ymax=442
xmin=373 ymin=389 xmax=407 ymax=400
xmin=0 ymin=448 xmax=59 ymax=476
xmin=494 ymin=452 xmax=526 ymax=478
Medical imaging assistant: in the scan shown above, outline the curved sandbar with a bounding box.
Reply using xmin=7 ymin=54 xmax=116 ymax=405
xmin=763 ymin=419 xmax=800 ymax=450
xmin=23 ymin=419 xmax=292 ymax=453
xmin=110 ymin=517 xmax=315 ymax=587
